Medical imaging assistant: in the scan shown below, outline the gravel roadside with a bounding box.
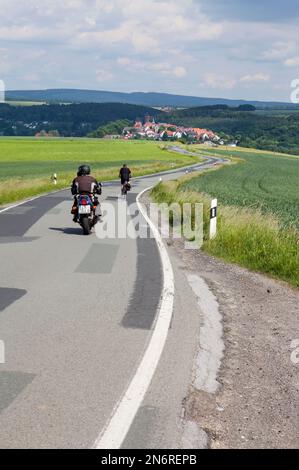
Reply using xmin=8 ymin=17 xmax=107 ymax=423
xmin=170 ymin=239 xmax=299 ymax=449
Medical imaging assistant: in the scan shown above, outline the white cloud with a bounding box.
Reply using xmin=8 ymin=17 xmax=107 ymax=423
xmin=200 ymin=71 xmax=271 ymax=92
xmin=117 ymin=57 xmax=132 ymax=67
xmin=261 ymin=41 xmax=296 ymax=61
xmin=240 ymin=73 xmax=270 ymax=83
xmin=96 ymin=69 xmax=115 ymax=83
xmin=23 ymin=73 xmax=40 ymax=82
xmin=150 ymin=62 xmax=186 ymax=77
xmin=0 ymin=47 xmax=11 ymax=74
xmin=173 ymin=66 xmax=187 ymax=78
xmin=284 ymin=57 xmax=299 ymax=67
xmin=117 ymin=59 xmax=187 ymax=79
xmin=0 ymin=0 xmax=297 ymax=100
xmin=72 ymin=0 xmax=222 ymax=55
xmin=202 ymin=73 xmax=237 ymax=90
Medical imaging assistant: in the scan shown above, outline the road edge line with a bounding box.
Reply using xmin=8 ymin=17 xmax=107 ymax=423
xmin=92 ymin=186 xmax=175 ymax=449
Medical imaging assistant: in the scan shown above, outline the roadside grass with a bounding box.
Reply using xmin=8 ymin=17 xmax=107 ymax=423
xmin=0 ymin=162 xmax=189 ymax=205
xmin=151 ymin=179 xmax=299 ymax=288
xmin=0 ymin=139 xmax=200 ymax=206
xmin=179 ymin=145 xmax=299 ymax=229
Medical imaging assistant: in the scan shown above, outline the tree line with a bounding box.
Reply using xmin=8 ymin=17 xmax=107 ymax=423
xmin=0 ymin=102 xmax=159 ymax=137
xmin=164 ymin=105 xmax=299 ymax=154
xmin=1 ymin=102 xmax=299 ymax=154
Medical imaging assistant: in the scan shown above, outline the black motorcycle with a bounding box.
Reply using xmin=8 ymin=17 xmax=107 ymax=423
xmin=121 ymin=181 xmax=131 ymax=198
xmin=72 ymin=194 xmax=100 ymax=235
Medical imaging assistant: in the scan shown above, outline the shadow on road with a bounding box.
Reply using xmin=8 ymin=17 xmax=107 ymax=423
xmin=49 ymin=227 xmax=82 ymax=236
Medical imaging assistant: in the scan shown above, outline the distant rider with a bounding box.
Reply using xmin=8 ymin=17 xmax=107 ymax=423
xmin=119 ymin=164 xmax=132 ymax=193
xmin=71 ymin=165 xmax=102 ymax=222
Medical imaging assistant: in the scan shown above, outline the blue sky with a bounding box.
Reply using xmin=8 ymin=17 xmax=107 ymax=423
xmin=202 ymin=0 xmax=299 ymax=22
xmin=0 ymin=0 xmax=298 ymax=101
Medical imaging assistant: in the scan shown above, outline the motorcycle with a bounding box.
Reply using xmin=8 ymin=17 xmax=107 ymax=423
xmin=72 ymin=194 xmax=100 ymax=235
xmin=121 ymin=181 xmax=131 ymax=198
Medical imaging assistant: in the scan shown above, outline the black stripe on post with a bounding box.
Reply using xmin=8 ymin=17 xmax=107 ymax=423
xmin=210 ymin=207 xmax=217 ymax=219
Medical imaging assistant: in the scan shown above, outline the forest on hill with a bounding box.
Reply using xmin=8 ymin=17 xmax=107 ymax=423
xmin=6 ymin=88 xmax=299 ymax=109
xmin=164 ymin=105 xmax=299 ymax=154
xmin=0 ymin=102 xmax=158 ymax=137
xmin=1 ymin=101 xmax=299 ymax=154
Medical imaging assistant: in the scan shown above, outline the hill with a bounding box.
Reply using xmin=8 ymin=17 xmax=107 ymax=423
xmin=6 ymin=88 xmax=299 ymax=109
xmin=0 ymin=102 xmax=160 ymax=137
xmin=162 ymin=105 xmax=299 ymax=154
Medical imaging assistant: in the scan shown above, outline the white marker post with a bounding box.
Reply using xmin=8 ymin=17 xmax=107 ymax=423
xmin=52 ymin=173 xmax=57 ymax=185
xmin=210 ymin=198 xmax=217 ymax=239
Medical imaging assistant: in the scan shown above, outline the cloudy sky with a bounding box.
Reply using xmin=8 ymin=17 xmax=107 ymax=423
xmin=0 ymin=0 xmax=299 ymax=101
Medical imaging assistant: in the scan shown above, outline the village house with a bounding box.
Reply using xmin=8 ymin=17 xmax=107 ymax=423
xmin=122 ymin=116 xmax=221 ymax=144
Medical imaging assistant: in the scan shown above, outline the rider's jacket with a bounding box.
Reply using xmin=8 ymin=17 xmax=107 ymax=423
xmin=71 ymin=175 xmax=101 ymax=195
xmin=119 ymin=167 xmax=131 ymax=183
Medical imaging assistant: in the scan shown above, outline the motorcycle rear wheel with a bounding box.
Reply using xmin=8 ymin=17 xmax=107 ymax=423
xmin=81 ymin=216 xmax=91 ymax=235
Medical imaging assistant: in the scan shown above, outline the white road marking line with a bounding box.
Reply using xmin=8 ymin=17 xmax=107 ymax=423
xmin=93 ymin=186 xmax=175 ymax=449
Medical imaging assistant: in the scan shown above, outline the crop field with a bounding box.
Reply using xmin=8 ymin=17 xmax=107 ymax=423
xmin=182 ymin=146 xmax=299 ymax=228
xmin=6 ymin=100 xmax=46 ymax=106
xmin=0 ymin=138 xmax=199 ymax=205
xmin=152 ymin=145 xmax=299 ymax=287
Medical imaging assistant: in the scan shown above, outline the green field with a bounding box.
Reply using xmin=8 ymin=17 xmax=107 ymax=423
xmin=0 ymin=138 xmax=199 ymax=205
xmin=152 ymin=146 xmax=299 ymax=287
xmin=183 ymin=146 xmax=299 ymax=228
xmin=6 ymin=100 xmax=46 ymax=106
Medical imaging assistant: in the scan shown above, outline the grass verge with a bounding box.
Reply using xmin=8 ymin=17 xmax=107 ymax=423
xmin=180 ymin=145 xmax=299 ymax=229
xmin=151 ymin=178 xmax=299 ymax=288
xmin=0 ymin=139 xmax=202 ymax=206
xmin=0 ymin=161 xmax=191 ymax=207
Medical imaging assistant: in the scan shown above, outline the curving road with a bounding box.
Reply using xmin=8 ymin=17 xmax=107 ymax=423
xmin=0 ymin=151 xmax=225 ymax=449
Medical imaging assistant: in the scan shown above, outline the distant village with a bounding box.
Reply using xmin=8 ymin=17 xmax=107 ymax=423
xmin=122 ymin=114 xmax=224 ymax=145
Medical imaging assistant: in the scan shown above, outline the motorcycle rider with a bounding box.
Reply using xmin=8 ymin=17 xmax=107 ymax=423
xmin=71 ymin=165 xmax=102 ymax=222
xmin=119 ymin=164 xmax=132 ymax=193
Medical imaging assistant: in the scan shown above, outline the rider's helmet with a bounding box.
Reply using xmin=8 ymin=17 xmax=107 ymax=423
xmin=78 ymin=165 xmax=91 ymax=176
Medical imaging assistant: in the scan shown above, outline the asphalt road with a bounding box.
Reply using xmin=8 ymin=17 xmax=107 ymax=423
xmin=0 ymin=152 xmax=224 ymax=449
